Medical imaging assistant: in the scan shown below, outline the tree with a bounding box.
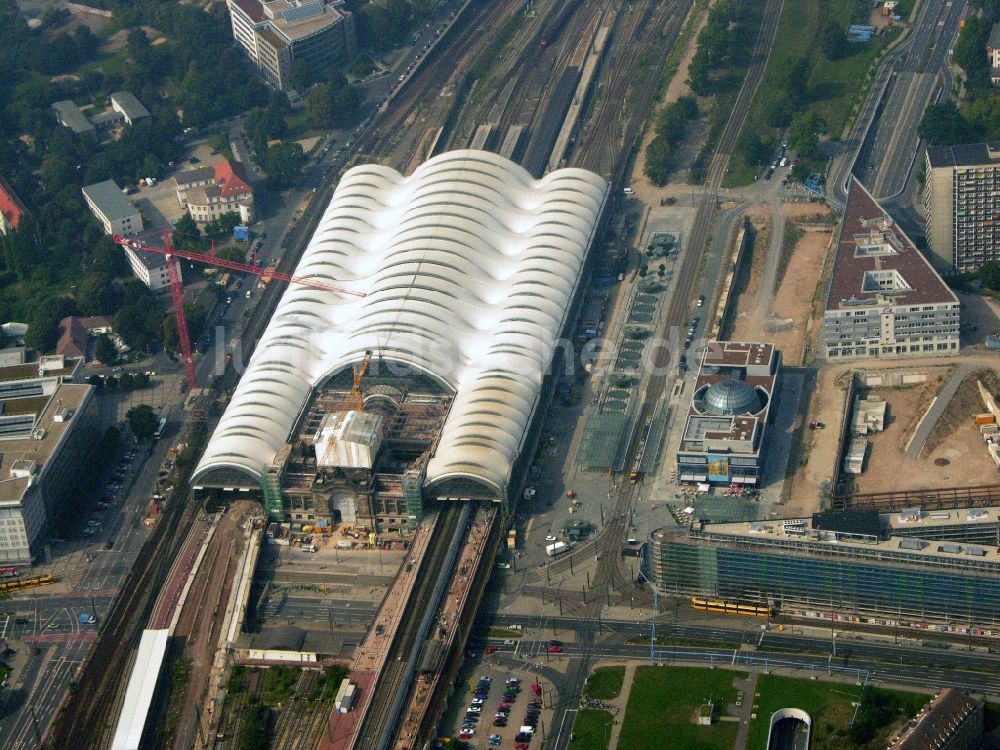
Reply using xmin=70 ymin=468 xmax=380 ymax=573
xmin=306 ymin=84 xmax=336 ymax=129
xmin=95 ymin=335 xmax=117 ymax=365
xmin=173 ymin=212 xmax=201 ymax=250
xmin=981 ymin=260 xmax=1000 ymax=290
xmin=788 ymin=110 xmax=822 ymax=158
xmin=784 ymin=56 xmax=811 ymax=103
xmin=264 ymin=142 xmax=305 ymax=190
xmin=820 ymin=21 xmax=847 ymax=61
xmin=214 ymin=245 xmax=246 ymax=263
xmin=918 ymin=101 xmax=975 ymax=147
xmin=764 ymin=95 xmax=793 ymax=128
xmin=78 ymin=272 xmax=119 ymax=316
xmin=738 ymin=130 xmax=771 ymax=167
xmin=126 ymin=404 xmax=159 ymax=439
xmin=644 ymin=137 xmax=671 ymax=186
xmin=25 ymin=296 xmax=77 ymax=354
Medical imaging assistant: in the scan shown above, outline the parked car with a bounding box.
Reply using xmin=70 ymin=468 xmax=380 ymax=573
xmin=547 ymin=645 xmax=563 ymax=653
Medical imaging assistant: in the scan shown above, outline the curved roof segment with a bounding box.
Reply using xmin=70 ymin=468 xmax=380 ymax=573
xmin=194 ymin=150 xmax=607 ymax=497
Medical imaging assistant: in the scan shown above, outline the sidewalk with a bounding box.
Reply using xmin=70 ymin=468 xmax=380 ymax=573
xmin=607 ymin=663 xmax=636 ymax=750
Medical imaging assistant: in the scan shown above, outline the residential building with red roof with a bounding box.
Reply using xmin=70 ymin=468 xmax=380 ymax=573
xmin=173 ymin=159 xmax=255 ymax=224
xmin=55 ymin=316 xmax=114 ymax=360
xmin=0 ymin=176 xmax=27 ymax=235
xmin=822 ymin=178 xmax=960 ymax=360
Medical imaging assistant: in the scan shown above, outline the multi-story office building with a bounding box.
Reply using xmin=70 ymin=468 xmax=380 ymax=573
xmin=925 ymin=141 xmax=1000 ymax=272
xmin=676 ymin=341 xmax=780 ymax=486
xmin=0 ymin=359 xmax=96 ymax=564
xmin=82 ymin=180 xmax=144 ymax=236
xmin=650 ymin=506 xmax=1000 ymax=635
xmin=228 ymin=0 xmax=356 ymax=91
xmin=823 ymin=179 xmax=959 ymax=360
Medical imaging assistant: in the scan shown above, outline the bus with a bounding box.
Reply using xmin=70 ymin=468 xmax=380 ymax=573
xmin=153 ymin=417 xmax=167 ymax=440
xmin=0 ymin=565 xmax=18 ymax=578
xmin=690 ymin=596 xmax=773 ymax=618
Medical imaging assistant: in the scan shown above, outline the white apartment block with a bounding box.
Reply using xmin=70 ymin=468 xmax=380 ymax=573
xmin=925 ymin=142 xmax=1000 ymax=273
xmin=82 ymin=180 xmax=143 ymax=236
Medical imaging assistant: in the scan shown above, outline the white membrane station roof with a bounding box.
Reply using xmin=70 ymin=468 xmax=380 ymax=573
xmin=193 ymin=150 xmax=607 ymax=498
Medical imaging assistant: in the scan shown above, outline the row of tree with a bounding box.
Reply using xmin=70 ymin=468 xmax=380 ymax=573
xmin=917 ymin=6 xmax=1000 ymax=148
xmin=644 ymin=96 xmax=698 ymax=185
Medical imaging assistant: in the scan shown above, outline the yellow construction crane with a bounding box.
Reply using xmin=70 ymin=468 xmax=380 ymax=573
xmin=351 ymin=350 xmax=372 ymax=411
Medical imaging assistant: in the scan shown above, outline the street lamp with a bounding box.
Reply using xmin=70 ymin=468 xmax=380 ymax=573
xmin=635 ymin=547 xmax=658 ymax=659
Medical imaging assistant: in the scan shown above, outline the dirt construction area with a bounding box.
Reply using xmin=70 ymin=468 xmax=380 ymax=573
xmin=729 ymin=202 xmax=835 ymax=366
xmin=852 ymin=369 xmax=1000 ymax=494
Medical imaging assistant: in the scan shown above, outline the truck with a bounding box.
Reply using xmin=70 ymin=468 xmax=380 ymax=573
xmin=545 ymin=542 xmax=569 ymax=557
xmin=507 ymin=529 xmax=517 ymax=550
xmin=79 ymin=614 xmax=97 ymax=624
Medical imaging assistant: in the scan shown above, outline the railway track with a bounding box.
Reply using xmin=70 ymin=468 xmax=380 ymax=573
xmin=353 ymin=506 xmax=465 ymax=750
xmin=574 ymin=0 xmax=688 ymax=176
xmin=45 ymin=474 xmax=204 ymax=748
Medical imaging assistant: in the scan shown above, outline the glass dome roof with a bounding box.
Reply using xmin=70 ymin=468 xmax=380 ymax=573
xmin=701 ymin=379 xmax=760 ymax=416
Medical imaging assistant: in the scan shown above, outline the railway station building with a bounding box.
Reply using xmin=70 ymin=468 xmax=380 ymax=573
xmin=675 ymin=341 xmax=780 ymax=486
xmin=650 ymin=506 xmax=1000 ymax=634
xmin=193 ymin=150 xmax=608 ymax=532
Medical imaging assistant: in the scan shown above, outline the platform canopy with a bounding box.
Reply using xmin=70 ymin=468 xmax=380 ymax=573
xmin=111 ymin=628 xmax=169 ymax=750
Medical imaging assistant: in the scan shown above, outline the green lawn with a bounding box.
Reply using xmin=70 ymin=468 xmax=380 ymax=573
xmin=568 ymin=709 xmax=614 ymax=750
xmin=723 ymin=0 xmax=897 ymax=186
xmin=618 ymin=666 xmax=745 ymax=750
xmin=583 ymin=666 xmax=625 ymax=700
xmin=745 ymin=675 xmax=928 ymax=750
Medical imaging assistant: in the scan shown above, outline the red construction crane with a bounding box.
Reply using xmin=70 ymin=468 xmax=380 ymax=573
xmin=113 ymin=231 xmax=364 ymax=390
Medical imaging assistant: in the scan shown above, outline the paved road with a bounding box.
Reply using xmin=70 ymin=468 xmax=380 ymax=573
xmin=857 ymin=0 xmax=965 ymax=201
xmin=905 ymin=362 xmax=973 ymax=459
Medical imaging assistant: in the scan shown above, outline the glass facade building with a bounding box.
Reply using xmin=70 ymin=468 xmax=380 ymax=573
xmin=651 ymin=521 xmax=1000 ymax=634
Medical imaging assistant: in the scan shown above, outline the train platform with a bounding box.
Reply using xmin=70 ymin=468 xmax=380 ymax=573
xmin=393 ymin=506 xmax=497 ymax=748
xmin=318 ymin=670 xmax=376 ymax=750
xmin=149 ymin=514 xmax=215 ymax=631
xmin=351 ymin=515 xmax=437 ymax=673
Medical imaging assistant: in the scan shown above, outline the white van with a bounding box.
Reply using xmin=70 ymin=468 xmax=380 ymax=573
xmin=779 ymin=157 xmax=788 ymax=168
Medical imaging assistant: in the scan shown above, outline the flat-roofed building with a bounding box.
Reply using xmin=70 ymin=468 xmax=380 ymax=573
xmin=0 ymin=376 xmax=98 ymax=564
xmin=651 ymin=506 xmax=1000 ymax=634
xmin=52 ymin=100 xmax=95 ymax=135
xmin=117 ymin=238 xmax=182 ymax=292
xmin=676 ymin=341 xmax=780 ymax=486
xmin=925 ymin=141 xmax=1000 ymax=271
xmin=82 ymin=180 xmax=143 ymax=236
xmin=109 ymin=91 xmax=151 ymax=126
xmin=228 ymin=0 xmax=356 ymax=91
xmin=824 ymin=179 xmax=959 ymax=360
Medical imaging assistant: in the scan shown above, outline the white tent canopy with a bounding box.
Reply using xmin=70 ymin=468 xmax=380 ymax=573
xmin=194 ymin=150 xmax=607 ymax=498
